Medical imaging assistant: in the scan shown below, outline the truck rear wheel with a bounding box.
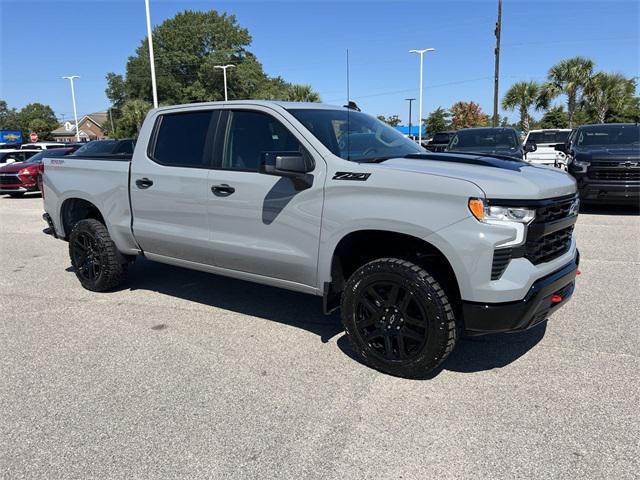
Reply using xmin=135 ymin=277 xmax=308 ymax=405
xmin=68 ymin=218 xmax=127 ymax=292
xmin=341 ymin=258 xmax=457 ymax=378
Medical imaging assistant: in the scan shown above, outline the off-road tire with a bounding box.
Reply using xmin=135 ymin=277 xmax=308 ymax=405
xmin=341 ymin=258 xmax=457 ymax=378
xmin=68 ymin=218 xmax=127 ymax=292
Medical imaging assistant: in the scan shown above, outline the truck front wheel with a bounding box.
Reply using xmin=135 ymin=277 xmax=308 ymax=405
xmin=341 ymin=258 xmax=457 ymax=378
xmin=68 ymin=218 xmax=127 ymax=292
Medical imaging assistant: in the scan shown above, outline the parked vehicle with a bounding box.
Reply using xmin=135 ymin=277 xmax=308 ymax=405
xmin=557 ymin=123 xmax=639 ymax=205
xmin=20 ymin=142 xmax=69 ymax=150
xmin=0 ymin=148 xmax=75 ymax=197
xmin=446 ymin=127 xmax=533 ymax=160
xmin=425 ymin=130 xmax=456 ymax=152
xmin=523 ymin=129 xmax=572 ymax=167
xmin=70 ymin=139 xmax=135 ymax=157
xmin=42 ymin=101 xmax=580 ymax=378
xmin=0 ymin=149 xmax=40 ymax=165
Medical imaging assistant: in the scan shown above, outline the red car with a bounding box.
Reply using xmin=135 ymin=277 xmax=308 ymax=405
xmin=0 ymin=148 xmax=75 ymax=197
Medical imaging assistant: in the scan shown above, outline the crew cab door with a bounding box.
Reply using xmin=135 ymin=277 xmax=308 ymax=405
xmin=130 ymin=109 xmax=220 ymax=265
xmin=207 ymin=107 xmax=325 ymax=288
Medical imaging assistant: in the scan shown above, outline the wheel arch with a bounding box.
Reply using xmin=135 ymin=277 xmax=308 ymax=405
xmin=60 ymin=197 xmax=106 ymax=239
xmin=323 ymin=229 xmax=462 ymax=317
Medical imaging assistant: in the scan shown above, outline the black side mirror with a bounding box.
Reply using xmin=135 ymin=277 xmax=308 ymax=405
xmin=554 ymin=143 xmax=567 ymax=153
xmin=524 ymin=141 xmax=537 ymax=153
xmin=260 ymin=151 xmax=314 ymax=189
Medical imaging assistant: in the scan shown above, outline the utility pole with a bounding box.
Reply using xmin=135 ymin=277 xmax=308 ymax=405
xmin=409 ymin=48 xmax=435 ymax=145
xmin=144 ymin=0 xmax=158 ymax=108
xmin=109 ymin=109 xmax=116 ymax=137
xmin=405 ymin=98 xmax=416 ymax=139
xmin=62 ymin=76 xmax=81 ymax=142
xmin=492 ymin=0 xmax=502 ymax=127
xmin=214 ymin=65 xmax=235 ymax=101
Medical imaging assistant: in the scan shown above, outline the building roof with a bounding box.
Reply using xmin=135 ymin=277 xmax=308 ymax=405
xmin=395 ymin=125 xmax=426 ymax=136
xmin=51 ymin=112 xmax=108 ymax=135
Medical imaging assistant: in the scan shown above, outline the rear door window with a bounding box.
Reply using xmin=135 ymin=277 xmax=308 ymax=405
xmin=151 ymin=110 xmax=218 ymax=168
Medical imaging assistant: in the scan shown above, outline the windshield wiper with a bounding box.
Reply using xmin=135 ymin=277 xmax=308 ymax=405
xmin=356 ymin=156 xmax=397 ymax=163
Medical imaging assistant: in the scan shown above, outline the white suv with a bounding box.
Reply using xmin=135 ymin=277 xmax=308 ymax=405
xmin=523 ymin=129 xmax=572 ymax=168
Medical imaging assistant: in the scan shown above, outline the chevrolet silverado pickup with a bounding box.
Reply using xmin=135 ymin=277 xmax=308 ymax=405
xmin=557 ymin=123 xmax=640 ymax=205
xmin=42 ymin=101 xmax=580 ymax=378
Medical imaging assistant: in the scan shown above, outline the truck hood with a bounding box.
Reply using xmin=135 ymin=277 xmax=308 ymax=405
xmin=574 ymin=145 xmax=640 ymax=163
xmin=374 ymin=155 xmax=576 ymax=200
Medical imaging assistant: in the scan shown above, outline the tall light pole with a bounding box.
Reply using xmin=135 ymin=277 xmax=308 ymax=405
xmin=409 ymin=48 xmax=435 ymax=145
xmin=492 ymin=0 xmax=503 ymax=127
xmin=144 ymin=0 xmax=158 ymax=108
xmin=405 ymin=98 xmax=416 ymax=139
xmin=214 ymin=65 xmax=235 ymax=101
xmin=62 ymin=76 xmax=81 ymax=142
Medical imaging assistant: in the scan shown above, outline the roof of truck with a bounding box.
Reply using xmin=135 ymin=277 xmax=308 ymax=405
xmin=153 ymin=100 xmax=350 ymax=113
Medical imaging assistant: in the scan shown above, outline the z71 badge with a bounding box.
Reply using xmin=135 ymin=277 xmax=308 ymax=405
xmin=333 ymin=172 xmax=371 ymax=181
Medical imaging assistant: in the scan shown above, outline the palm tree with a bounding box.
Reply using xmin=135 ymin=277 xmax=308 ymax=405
xmin=538 ymin=56 xmax=594 ymax=128
xmin=501 ymin=81 xmax=541 ymax=134
xmin=284 ymin=84 xmax=321 ymax=102
xmin=583 ymin=73 xmax=636 ymax=123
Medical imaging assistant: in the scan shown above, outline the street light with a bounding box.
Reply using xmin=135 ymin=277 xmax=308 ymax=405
xmin=214 ymin=65 xmax=235 ymax=101
xmin=405 ymin=98 xmax=416 ymax=140
xmin=144 ymin=0 xmax=158 ymax=108
xmin=62 ymin=76 xmax=80 ymax=142
xmin=409 ymin=48 xmax=435 ymax=145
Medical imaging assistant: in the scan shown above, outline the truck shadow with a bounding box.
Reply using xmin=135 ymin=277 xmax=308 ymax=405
xmin=119 ymin=258 xmax=546 ymax=378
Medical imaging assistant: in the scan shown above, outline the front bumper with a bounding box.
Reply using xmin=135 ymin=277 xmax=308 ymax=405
xmin=571 ymin=170 xmax=640 ymax=205
xmin=462 ymin=251 xmax=579 ymax=335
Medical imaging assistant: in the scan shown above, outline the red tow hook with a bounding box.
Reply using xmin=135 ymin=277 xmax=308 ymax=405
xmin=577 ymin=270 xmax=581 ymax=275
xmin=551 ymin=294 xmax=563 ymax=304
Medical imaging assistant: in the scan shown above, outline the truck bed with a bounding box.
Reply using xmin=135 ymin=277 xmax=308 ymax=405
xmin=43 ymin=156 xmax=139 ymax=254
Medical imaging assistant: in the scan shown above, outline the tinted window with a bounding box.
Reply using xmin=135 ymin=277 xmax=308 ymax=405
xmin=223 ymin=110 xmax=302 ymax=171
xmin=22 ymin=149 xmax=69 ymax=164
xmin=450 ymin=129 xmax=519 ymax=148
xmin=527 ymin=131 xmax=571 ymax=144
xmin=152 ymin=111 xmax=216 ymax=167
xmin=432 ymin=132 xmax=453 ymax=143
xmin=576 ymin=125 xmax=640 ymax=147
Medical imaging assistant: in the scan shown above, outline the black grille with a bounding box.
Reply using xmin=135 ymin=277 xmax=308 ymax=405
xmin=0 ymin=175 xmax=19 ymax=185
xmin=525 ymin=225 xmax=574 ymax=265
xmin=491 ymin=248 xmax=512 ymax=280
xmin=588 ymin=169 xmax=640 ymax=182
xmin=535 ymin=197 xmax=575 ymax=223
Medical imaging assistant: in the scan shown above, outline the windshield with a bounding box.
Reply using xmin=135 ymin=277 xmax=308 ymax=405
xmin=576 ymin=125 xmax=640 ymax=147
xmin=288 ymin=108 xmax=424 ymax=161
xmin=527 ymin=131 xmax=570 ymax=145
xmin=72 ymin=140 xmax=119 ymax=156
xmin=449 ymin=129 xmax=519 ymax=149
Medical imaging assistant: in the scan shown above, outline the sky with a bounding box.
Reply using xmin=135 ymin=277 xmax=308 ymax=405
xmin=1 ymin=0 xmax=638 ymax=124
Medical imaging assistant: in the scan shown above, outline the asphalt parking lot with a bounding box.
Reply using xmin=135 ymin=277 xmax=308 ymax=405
xmin=1 ymin=195 xmax=638 ymax=479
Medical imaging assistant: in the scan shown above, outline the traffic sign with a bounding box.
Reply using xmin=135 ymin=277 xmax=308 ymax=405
xmin=29 ymin=132 xmax=38 ymax=143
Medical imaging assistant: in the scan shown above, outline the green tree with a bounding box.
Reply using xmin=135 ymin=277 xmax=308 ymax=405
xmin=424 ymin=107 xmax=451 ymax=137
xmin=284 ymin=84 xmax=321 ymax=102
xmin=539 ymin=106 xmax=569 ymax=129
xmin=376 ymin=114 xmax=401 ymax=127
xmin=539 ymin=56 xmax=594 ymax=128
xmin=501 ymin=81 xmax=541 ymax=134
xmin=16 ymin=103 xmax=59 ymax=140
xmin=450 ymin=101 xmax=489 ymax=129
xmin=118 ymin=99 xmax=153 ymax=137
xmin=583 ymin=73 xmax=637 ymax=123
xmin=0 ymin=100 xmax=20 ymax=131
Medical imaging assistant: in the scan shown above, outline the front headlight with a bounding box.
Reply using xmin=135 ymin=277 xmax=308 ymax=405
xmin=468 ymin=198 xmax=535 ymax=248
xmin=468 ymin=199 xmax=535 ymax=224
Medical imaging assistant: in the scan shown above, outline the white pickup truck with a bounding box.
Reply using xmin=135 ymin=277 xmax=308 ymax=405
xmin=523 ymin=129 xmax=572 ymax=167
xmin=42 ymin=101 xmax=580 ymax=378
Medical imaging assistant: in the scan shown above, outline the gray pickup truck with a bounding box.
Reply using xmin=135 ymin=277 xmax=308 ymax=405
xmin=42 ymin=101 xmax=580 ymax=378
